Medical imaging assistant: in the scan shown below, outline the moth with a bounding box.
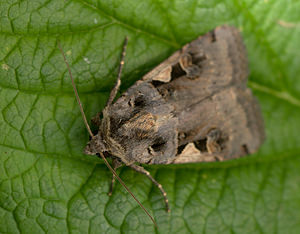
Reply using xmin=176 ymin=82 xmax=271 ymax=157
xmin=59 ymin=25 xmax=265 ymax=226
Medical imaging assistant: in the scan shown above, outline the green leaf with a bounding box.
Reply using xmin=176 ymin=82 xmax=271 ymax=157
xmin=1 ymin=0 xmax=300 ymax=233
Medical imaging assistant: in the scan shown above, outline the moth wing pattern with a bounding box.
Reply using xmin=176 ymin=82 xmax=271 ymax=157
xmin=87 ymin=25 xmax=264 ymax=166
xmin=141 ymin=25 xmax=265 ymax=163
xmin=173 ymin=86 xmax=265 ymax=163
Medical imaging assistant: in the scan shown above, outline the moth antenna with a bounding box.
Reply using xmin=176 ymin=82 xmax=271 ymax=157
xmin=57 ymin=40 xmax=93 ymax=137
xmin=57 ymin=40 xmax=158 ymax=228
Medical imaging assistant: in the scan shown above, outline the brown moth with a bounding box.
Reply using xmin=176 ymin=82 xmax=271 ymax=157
xmin=59 ymin=25 xmax=264 ymax=226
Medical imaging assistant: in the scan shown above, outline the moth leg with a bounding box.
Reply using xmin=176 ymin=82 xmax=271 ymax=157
xmin=108 ymin=158 xmax=123 ymax=196
xmin=105 ymin=37 xmax=128 ymax=108
xmin=206 ymin=129 xmax=222 ymax=153
xmin=129 ymin=164 xmax=170 ymax=212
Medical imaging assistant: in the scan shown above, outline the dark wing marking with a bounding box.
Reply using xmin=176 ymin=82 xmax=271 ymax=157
xmin=141 ymin=25 xmax=264 ymax=164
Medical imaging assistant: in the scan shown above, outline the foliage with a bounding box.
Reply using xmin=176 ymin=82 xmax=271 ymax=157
xmin=1 ymin=0 xmax=300 ymax=233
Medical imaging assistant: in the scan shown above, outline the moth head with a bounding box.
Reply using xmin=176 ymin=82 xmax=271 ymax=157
xmin=84 ymin=133 xmax=106 ymax=155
